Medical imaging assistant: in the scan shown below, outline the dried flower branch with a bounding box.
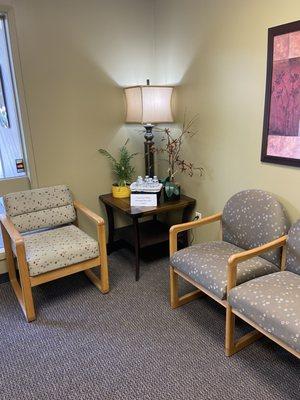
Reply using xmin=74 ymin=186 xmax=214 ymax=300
xmin=152 ymin=113 xmax=204 ymax=182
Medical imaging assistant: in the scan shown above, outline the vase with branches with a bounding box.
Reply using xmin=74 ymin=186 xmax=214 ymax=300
xmin=152 ymin=114 xmax=204 ymax=200
xmin=98 ymin=139 xmax=138 ymax=198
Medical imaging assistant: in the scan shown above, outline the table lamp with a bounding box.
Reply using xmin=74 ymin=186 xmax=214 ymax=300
xmin=124 ymin=80 xmax=174 ymax=177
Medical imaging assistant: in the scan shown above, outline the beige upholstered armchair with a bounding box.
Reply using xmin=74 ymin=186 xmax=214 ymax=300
xmin=0 ymin=185 xmax=109 ymax=322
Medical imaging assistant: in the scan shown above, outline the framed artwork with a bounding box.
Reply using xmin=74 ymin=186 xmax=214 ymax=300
xmin=0 ymin=66 xmax=9 ymax=128
xmin=261 ymin=20 xmax=300 ymax=167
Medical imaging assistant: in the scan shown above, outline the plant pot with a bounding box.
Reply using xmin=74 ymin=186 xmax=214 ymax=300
xmin=163 ymin=184 xmax=181 ymax=202
xmin=112 ymin=185 xmax=131 ymax=198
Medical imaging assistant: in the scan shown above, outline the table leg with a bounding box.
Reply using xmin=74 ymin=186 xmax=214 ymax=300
xmin=105 ymin=204 xmax=115 ymax=254
xmin=133 ymin=217 xmax=140 ymax=281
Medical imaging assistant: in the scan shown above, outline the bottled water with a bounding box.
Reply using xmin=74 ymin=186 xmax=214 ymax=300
xmin=147 ymin=178 xmax=153 ymax=188
xmin=136 ymin=176 xmax=143 ymax=190
xmin=131 ymin=175 xmax=162 ymax=192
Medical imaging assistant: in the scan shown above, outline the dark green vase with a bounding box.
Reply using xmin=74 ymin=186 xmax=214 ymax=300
xmin=163 ymin=183 xmax=181 ymax=202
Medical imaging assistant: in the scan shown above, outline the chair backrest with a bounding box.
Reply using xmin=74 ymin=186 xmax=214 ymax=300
xmin=3 ymin=185 xmax=76 ymax=233
xmin=286 ymin=220 xmax=300 ymax=275
xmin=222 ymin=189 xmax=289 ymax=267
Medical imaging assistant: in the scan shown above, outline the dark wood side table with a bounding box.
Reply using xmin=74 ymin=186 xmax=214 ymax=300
xmin=99 ymin=193 xmax=196 ymax=281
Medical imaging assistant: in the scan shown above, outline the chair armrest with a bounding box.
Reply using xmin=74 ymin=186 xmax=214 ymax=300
xmin=73 ymin=201 xmax=107 ymax=266
xmin=227 ymin=235 xmax=287 ymax=292
xmin=0 ymin=214 xmax=24 ymax=245
xmin=169 ymin=212 xmax=222 ymax=256
xmin=74 ymin=200 xmax=105 ymax=226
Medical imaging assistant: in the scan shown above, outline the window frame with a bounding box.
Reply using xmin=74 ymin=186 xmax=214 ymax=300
xmin=0 ymin=6 xmax=37 ymax=187
xmin=0 ymin=6 xmax=38 ymax=257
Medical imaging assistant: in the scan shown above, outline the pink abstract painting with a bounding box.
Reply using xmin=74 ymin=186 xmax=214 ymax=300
xmin=266 ymin=31 xmax=300 ymax=158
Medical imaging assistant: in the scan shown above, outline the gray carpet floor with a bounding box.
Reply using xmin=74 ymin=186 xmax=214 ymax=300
xmin=0 ymin=249 xmax=298 ymax=400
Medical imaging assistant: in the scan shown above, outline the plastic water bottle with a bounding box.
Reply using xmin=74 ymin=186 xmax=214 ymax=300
xmin=136 ymin=176 xmax=143 ymax=190
xmin=148 ymin=178 xmax=153 ymax=189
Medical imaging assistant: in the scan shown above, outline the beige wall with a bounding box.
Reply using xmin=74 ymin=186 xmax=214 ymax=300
xmin=12 ymin=0 xmax=154 ymax=198
xmin=154 ymin=0 xmax=300 ymax=242
xmin=0 ymin=0 xmax=155 ymax=273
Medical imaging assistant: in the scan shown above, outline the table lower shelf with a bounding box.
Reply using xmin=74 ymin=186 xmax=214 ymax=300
xmin=116 ymin=220 xmax=169 ymax=249
xmin=111 ymin=220 xmax=187 ymax=251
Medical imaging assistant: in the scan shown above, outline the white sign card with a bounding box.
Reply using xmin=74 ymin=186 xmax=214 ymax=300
xmin=130 ymin=194 xmax=157 ymax=207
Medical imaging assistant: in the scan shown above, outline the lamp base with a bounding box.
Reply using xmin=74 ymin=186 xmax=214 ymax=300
xmin=144 ymin=123 xmax=154 ymax=141
xmin=143 ymin=124 xmax=155 ymax=177
xmin=144 ymin=140 xmax=154 ymax=177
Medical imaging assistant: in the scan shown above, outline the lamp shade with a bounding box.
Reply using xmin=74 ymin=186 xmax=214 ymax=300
xmin=124 ymin=86 xmax=174 ymax=124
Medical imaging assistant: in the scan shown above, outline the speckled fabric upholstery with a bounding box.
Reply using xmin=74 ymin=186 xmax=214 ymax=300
xmin=222 ymin=190 xmax=289 ymax=267
xmin=286 ymin=220 xmax=300 ymax=275
xmin=228 ymin=271 xmax=300 ymax=352
xmin=171 ymin=190 xmax=289 ymax=300
xmin=228 ymin=220 xmax=300 ymax=353
xmin=170 ymin=241 xmax=279 ymax=300
xmin=3 ymin=185 xmax=76 ymax=233
xmin=18 ymin=225 xmax=99 ymax=276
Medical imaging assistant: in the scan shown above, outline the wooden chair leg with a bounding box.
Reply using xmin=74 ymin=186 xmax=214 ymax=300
xmin=170 ymin=266 xmax=179 ymax=308
xmin=1 ymin=222 xmax=36 ymax=322
xmin=225 ymin=305 xmax=235 ymax=356
xmin=1 ymin=222 xmax=17 ymax=282
xmin=234 ymin=330 xmax=263 ymax=353
xmin=16 ymin=244 xmax=36 ymax=322
xmin=83 ymin=266 xmax=109 ymax=294
xmin=99 ymin=260 xmax=109 ymax=294
xmin=225 ymin=305 xmax=263 ymax=356
xmin=98 ymin=223 xmax=109 ymax=293
xmin=20 ymin=280 xmax=36 ymax=322
xmin=170 ymin=266 xmax=204 ymax=309
xmin=177 ymin=289 xmax=203 ymax=306
xmin=84 ymin=223 xmax=109 ymax=294
xmin=84 ymin=268 xmax=100 ymax=290
xmin=84 ymin=262 xmax=109 ymax=294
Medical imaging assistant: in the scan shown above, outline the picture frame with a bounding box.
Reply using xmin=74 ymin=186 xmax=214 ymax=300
xmin=261 ymin=20 xmax=300 ymax=167
xmin=0 ymin=65 xmax=10 ymax=128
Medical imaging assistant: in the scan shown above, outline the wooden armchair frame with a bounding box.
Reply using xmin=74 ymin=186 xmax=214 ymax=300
xmin=0 ymin=200 xmax=109 ymax=322
xmin=225 ymin=235 xmax=299 ymax=359
xmin=169 ymin=212 xmax=290 ymax=355
xmin=169 ymin=212 xmax=223 ymax=308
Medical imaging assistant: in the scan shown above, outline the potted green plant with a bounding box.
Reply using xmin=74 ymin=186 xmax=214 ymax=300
xmin=153 ymin=114 xmax=204 ymax=201
xmin=98 ymin=139 xmax=138 ymax=198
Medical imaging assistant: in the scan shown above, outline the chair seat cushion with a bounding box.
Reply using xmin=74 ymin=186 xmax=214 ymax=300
xmin=170 ymin=241 xmax=279 ymax=300
xmin=228 ymin=271 xmax=300 ymax=352
xmin=21 ymin=225 xmax=99 ymax=276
